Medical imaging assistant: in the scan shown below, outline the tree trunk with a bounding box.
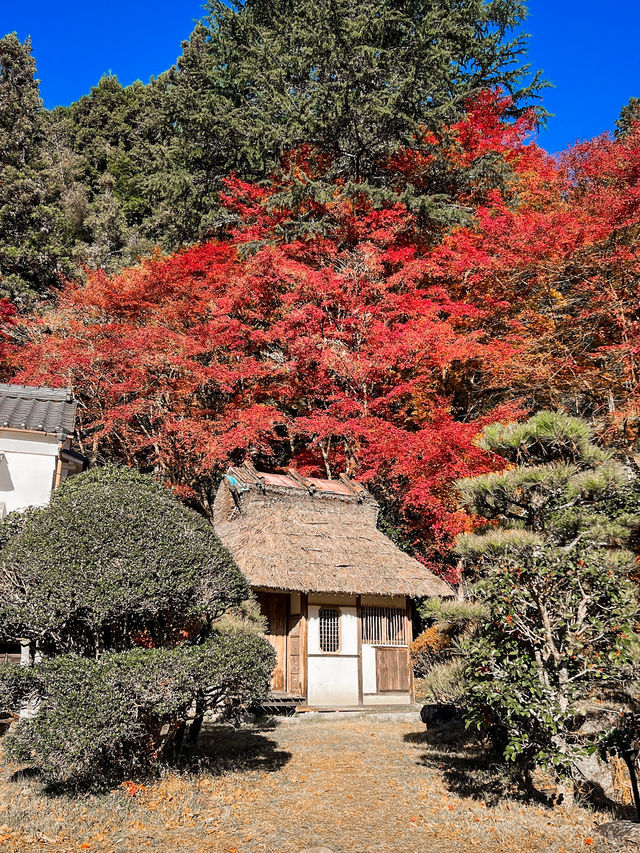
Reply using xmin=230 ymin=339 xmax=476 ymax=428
xmin=623 ymin=750 xmax=640 ymax=821
xmin=189 ymin=713 xmax=204 ymax=745
xmin=189 ymin=694 xmax=206 ymax=745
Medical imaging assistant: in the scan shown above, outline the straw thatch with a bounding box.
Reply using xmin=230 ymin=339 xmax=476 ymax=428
xmin=212 ymin=464 xmax=451 ymax=598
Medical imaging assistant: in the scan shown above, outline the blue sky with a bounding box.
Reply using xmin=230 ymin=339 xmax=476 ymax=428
xmin=2 ymin=0 xmax=639 ymax=154
xmin=526 ymin=0 xmax=640 ymax=151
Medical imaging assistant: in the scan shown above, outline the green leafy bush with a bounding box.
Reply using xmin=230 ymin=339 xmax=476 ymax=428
xmin=0 ymin=465 xmax=274 ymax=787
xmin=462 ymin=552 xmax=637 ymax=775
xmin=0 ymin=464 xmax=249 ymax=655
xmin=1 ymin=633 xmax=274 ymax=786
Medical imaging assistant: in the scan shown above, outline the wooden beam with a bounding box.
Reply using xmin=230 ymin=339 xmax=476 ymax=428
xmin=338 ymin=472 xmax=369 ymax=496
xmin=243 ymin=461 xmax=265 ymax=483
xmin=287 ymin=467 xmax=315 ymax=493
xmin=53 ymin=438 xmax=68 ymax=490
xmin=301 ymin=593 xmax=309 ymax=701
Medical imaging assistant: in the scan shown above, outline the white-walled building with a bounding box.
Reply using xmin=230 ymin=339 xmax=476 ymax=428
xmin=0 ymin=384 xmax=84 ymax=518
xmin=213 ymin=463 xmax=451 ymax=708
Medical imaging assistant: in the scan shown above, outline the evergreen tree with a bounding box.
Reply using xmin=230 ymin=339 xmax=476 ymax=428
xmin=49 ymin=75 xmax=155 ymax=272
xmin=616 ymin=96 xmax=640 ymax=137
xmin=199 ymin=0 xmax=545 ymax=214
xmin=456 ymin=412 xmax=639 ymax=798
xmin=0 ymin=34 xmax=71 ymax=305
xmin=139 ymin=25 xmax=242 ymax=248
xmin=41 ymin=0 xmax=546 ymax=268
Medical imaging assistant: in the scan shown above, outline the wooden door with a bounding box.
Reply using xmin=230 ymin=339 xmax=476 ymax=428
xmin=287 ymin=614 xmax=302 ymax=696
xmin=256 ymin=592 xmax=288 ymax=693
xmin=376 ymin=647 xmax=410 ymax=692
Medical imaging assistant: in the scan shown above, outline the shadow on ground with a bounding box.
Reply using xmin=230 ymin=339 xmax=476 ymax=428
xmin=405 ymin=721 xmax=539 ymax=807
xmin=183 ymin=722 xmax=292 ymax=776
xmin=5 ymin=721 xmax=291 ymax=797
xmin=404 ymin=721 xmax=637 ymax=820
xmin=574 ymin=782 xmax=637 ymax=821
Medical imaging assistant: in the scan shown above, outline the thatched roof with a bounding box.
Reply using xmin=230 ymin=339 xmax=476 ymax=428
xmin=212 ymin=464 xmax=451 ymax=598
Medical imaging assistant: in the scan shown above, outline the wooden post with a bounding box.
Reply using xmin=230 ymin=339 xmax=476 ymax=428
xmin=54 ymin=446 xmax=64 ymax=489
xmin=356 ymin=594 xmax=363 ymax=706
xmin=405 ymin=596 xmax=415 ymax=702
xmin=19 ymin=639 xmax=31 ymax=667
xmin=300 ymin=593 xmax=309 ymax=701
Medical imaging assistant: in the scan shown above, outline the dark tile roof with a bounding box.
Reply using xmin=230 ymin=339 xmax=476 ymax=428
xmin=0 ymin=384 xmax=77 ymax=438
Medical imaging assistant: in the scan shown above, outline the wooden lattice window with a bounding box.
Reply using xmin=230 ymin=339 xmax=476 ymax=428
xmin=361 ymin=606 xmax=407 ymax=646
xmin=318 ymin=607 xmax=340 ymax=652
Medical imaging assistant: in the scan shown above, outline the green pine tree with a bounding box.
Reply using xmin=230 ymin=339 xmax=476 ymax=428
xmin=616 ymin=96 xmax=640 ymax=137
xmin=456 ymin=412 xmax=639 ymax=797
xmin=0 ymin=33 xmax=72 ymax=306
xmin=49 ymin=74 xmax=155 ymax=272
xmin=199 ymin=0 xmax=546 ymax=215
xmin=42 ymin=0 xmax=547 ymax=268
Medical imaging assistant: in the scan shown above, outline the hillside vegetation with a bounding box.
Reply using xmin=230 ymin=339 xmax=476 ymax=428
xmin=1 ymin=1 xmax=640 ymax=577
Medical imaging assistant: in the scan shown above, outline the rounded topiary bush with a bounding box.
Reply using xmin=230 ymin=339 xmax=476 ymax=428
xmin=0 ymin=464 xmax=275 ymax=787
xmin=0 ymin=464 xmax=249 ymax=654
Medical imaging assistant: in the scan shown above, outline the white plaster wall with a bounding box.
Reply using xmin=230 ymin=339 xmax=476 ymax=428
xmin=308 ymin=605 xmax=358 ymax=656
xmin=0 ymin=432 xmax=59 ymax=513
xmin=363 ymin=693 xmax=411 ymax=705
xmin=307 ymin=604 xmax=359 ymax=705
xmin=307 ymin=657 xmax=359 ymax=706
xmin=361 ymin=643 xmax=377 ymax=694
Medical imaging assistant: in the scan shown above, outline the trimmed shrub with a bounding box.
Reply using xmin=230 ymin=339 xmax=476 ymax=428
xmin=0 ymin=464 xmax=249 ymax=655
xmin=1 ymin=632 xmax=274 ymax=786
xmin=456 ymin=413 xmax=640 ymax=793
xmin=419 ymin=659 xmax=467 ymax=705
xmin=411 ymin=597 xmax=482 ymax=677
xmin=410 ymin=626 xmax=455 ymax=677
xmin=0 ymin=465 xmax=274 ymax=787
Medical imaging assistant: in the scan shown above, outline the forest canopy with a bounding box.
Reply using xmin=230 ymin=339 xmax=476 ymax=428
xmin=1 ymin=1 xmax=544 ymax=286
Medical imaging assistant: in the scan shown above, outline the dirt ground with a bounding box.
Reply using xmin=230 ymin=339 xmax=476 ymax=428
xmin=0 ymin=712 xmax=624 ymax=853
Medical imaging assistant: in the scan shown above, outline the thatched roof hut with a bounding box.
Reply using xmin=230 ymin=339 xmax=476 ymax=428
xmin=213 ymin=463 xmax=450 ymax=599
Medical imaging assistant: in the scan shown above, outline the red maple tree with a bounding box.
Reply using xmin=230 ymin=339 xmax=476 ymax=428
xmin=8 ymin=94 xmax=568 ymax=578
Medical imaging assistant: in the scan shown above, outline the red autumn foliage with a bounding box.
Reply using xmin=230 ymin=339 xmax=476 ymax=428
xmin=0 ymin=299 xmax=16 ymax=368
xmin=10 ymin=226 xmax=515 ymax=578
xmin=13 ymin=93 xmax=640 ymax=577
xmin=429 ymin=114 xmax=640 ymax=443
